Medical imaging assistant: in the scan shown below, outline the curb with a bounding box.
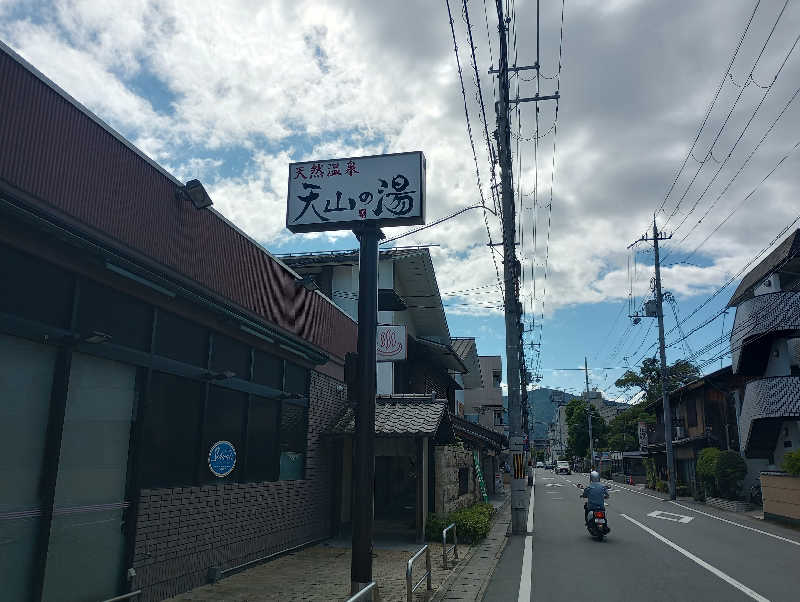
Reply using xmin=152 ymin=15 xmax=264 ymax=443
xmin=430 ymin=494 xmax=512 ymax=602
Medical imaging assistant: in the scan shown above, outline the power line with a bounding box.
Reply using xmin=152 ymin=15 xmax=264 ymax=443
xmin=444 ymin=0 xmax=504 ymax=295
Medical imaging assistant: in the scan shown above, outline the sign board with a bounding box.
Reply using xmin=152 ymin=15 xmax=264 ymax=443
xmin=509 ymin=435 xmax=524 ymax=452
xmin=208 ymin=441 xmax=236 ymax=477
xmin=638 ymin=421 xmax=649 ymax=451
xmin=286 ymin=151 xmax=425 ymax=233
xmin=376 ymin=325 xmax=407 ymax=362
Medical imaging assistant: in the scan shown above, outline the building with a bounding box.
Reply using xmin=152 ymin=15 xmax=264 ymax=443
xmin=282 ymin=248 xmax=468 ymax=411
xmin=643 ymin=367 xmax=743 ymax=494
xmin=451 ymin=337 xmax=484 ymax=417
xmin=0 ymin=42 xmax=357 ymax=601
xmin=728 ymin=230 xmax=800 ymax=497
xmin=584 ymin=390 xmax=627 ymax=423
xmin=463 ymin=355 xmax=505 ymax=436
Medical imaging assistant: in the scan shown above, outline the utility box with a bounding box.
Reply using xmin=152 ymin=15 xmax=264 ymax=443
xmin=645 ymin=299 xmax=658 ymax=317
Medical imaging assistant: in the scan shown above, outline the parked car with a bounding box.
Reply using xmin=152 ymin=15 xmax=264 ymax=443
xmin=556 ymin=461 xmax=571 ymax=475
xmin=536 ymin=461 xmax=545 ymax=469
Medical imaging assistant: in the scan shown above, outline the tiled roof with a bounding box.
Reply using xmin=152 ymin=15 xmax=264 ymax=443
xmin=328 ymin=395 xmax=447 ymax=437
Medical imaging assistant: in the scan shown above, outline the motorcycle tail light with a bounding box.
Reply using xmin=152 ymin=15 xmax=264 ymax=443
xmin=594 ymin=511 xmax=605 ymax=518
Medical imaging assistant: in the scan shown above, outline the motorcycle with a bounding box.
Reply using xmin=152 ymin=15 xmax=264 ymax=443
xmin=577 ymin=483 xmax=610 ymax=541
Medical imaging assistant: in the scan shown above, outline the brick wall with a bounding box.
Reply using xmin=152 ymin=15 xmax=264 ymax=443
xmin=433 ymin=446 xmax=480 ymax=514
xmin=131 ymin=370 xmax=346 ymax=601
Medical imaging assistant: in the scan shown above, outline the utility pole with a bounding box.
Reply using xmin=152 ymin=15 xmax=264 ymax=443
xmin=628 ymin=217 xmax=675 ymax=500
xmin=585 ymin=357 xmax=593 ymax=470
xmin=493 ymin=0 xmax=559 ymax=535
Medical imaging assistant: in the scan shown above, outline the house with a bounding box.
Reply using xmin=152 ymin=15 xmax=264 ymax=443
xmin=283 ymin=249 xmax=505 ymax=536
xmin=463 ymin=355 xmax=506 ymax=436
xmin=0 ymin=42 xmax=356 ymax=602
xmin=728 ymin=230 xmax=800 ymax=518
xmin=643 ymin=367 xmax=743 ymax=493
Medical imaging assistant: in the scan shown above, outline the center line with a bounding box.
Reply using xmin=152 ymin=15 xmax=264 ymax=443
xmin=620 ymin=513 xmax=771 ymax=602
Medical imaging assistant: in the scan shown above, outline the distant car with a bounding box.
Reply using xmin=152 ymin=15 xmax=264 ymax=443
xmin=545 ymin=462 xmax=555 ymax=470
xmin=556 ymin=461 xmax=571 ymax=475
xmin=536 ymin=461 xmax=545 ymax=469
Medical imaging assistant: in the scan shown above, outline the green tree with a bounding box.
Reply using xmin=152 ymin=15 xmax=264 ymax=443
xmin=614 ymin=357 xmax=702 ymax=404
xmin=696 ymin=447 xmax=721 ymax=497
xmin=564 ymin=398 xmax=607 ymax=460
xmin=606 ymin=406 xmax=656 ymax=452
xmin=715 ymin=450 xmax=747 ymax=499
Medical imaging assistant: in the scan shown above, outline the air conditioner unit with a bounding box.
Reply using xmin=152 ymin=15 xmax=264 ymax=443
xmin=754 ymin=273 xmax=781 ymax=296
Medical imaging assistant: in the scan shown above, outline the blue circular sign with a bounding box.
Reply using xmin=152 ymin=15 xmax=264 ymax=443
xmin=208 ymin=440 xmax=236 ymax=477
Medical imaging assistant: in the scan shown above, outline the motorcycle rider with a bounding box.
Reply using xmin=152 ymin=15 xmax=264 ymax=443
xmin=581 ymin=470 xmax=609 ymax=527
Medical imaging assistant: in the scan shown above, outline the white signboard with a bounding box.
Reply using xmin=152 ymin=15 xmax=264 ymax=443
xmin=509 ymin=435 xmax=524 ymax=452
xmin=376 ymin=325 xmax=407 ymax=362
xmin=286 ymin=151 xmax=426 ymax=233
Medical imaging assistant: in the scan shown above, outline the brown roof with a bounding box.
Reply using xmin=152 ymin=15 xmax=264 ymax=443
xmin=0 ymin=43 xmax=356 ymax=361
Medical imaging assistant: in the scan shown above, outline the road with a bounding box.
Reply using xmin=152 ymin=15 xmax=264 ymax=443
xmin=483 ymin=468 xmax=800 ymax=602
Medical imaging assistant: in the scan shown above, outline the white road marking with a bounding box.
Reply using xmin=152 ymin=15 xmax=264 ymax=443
xmin=647 ymin=510 xmax=694 ymax=523
xmin=669 ymin=501 xmax=800 ymax=547
xmin=527 ymin=471 xmax=535 ymax=532
xmin=620 ymin=514 xmax=771 ymax=602
xmin=518 ymin=535 xmax=533 ymax=602
xmin=544 ymin=483 xmax=563 ymax=487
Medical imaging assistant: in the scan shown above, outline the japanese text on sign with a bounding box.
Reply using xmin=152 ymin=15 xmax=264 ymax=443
xmin=286 ymin=152 xmax=425 ymax=233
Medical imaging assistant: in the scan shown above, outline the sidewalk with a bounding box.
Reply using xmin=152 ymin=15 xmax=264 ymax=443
xmin=431 ymin=493 xmax=512 ymax=601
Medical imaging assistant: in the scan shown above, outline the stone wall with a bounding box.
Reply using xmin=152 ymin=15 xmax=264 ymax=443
xmin=434 ymin=446 xmax=480 ymax=514
xmin=131 ymin=370 xmax=346 ymax=601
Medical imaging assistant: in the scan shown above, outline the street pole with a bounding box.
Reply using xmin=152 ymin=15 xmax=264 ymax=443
xmin=652 ymin=217 xmax=677 ymax=500
xmin=350 ymin=224 xmax=380 ymax=597
xmin=585 ymin=357 xmax=594 ymax=471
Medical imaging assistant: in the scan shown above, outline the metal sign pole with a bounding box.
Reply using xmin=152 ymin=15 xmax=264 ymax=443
xmin=350 ymin=223 xmax=381 ymax=598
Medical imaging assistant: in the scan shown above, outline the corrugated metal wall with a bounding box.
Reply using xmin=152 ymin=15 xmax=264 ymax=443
xmin=0 ymin=49 xmax=355 ymax=360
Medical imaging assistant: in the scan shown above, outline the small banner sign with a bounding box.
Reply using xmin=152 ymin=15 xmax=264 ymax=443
xmin=376 ymin=325 xmax=407 ymax=362
xmin=286 ymin=151 xmax=425 ymax=233
xmin=208 ymin=441 xmax=237 ymax=477
xmin=638 ymin=421 xmax=649 ymax=451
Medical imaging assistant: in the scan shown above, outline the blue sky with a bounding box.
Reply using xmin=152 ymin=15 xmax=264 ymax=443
xmin=3 ymin=0 xmax=799 ymax=402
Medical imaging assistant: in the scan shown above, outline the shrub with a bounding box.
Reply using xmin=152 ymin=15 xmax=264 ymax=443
xmin=655 ymin=480 xmax=668 ymax=493
xmin=783 ymin=450 xmax=800 ymax=476
xmin=643 ymin=458 xmax=657 ymax=489
xmin=715 ymin=450 xmax=747 ymax=499
xmin=696 ymin=447 xmax=721 ymax=497
xmin=425 ymin=502 xmax=495 ymax=544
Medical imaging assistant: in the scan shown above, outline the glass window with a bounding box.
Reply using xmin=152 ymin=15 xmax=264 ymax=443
xmin=0 ymin=242 xmax=74 ymax=328
xmin=211 ymin=333 xmax=251 ymax=379
xmin=246 ymin=396 xmax=280 ymax=482
xmin=202 ymin=386 xmax=247 ymax=483
xmin=279 ymin=401 xmax=307 ymax=480
xmin=154 ymin=310 xmax=208 ymax=367
xmin=253 ymin=349 xmax=283 ymax=389
xmin=140 ymin=372 xmax=204 ymax=488
xmin=0 ymin=334 xmax=57 ymax=601
xmin=76 ymin=278 xmax=152 ymax=351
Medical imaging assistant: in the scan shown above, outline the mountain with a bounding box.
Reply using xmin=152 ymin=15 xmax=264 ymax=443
xmin=505 ymin=388 xmax=579 ymax=439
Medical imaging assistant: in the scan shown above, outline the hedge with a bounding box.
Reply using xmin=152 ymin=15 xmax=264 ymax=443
xmin=425 ymin=502 xmax=495 ymax=544
xmin=696 ymin=447 xmax=721 ymax=498
xmin=715 ymin=450 xmax=746 ymax=499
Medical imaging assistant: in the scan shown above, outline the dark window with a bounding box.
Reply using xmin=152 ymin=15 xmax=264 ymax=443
xmin=253 ymin=350 xmax=283 ymax=389
xmin=76 ymin=278 xmax=152 ymax=350
xmin=285 ymin=362 xmax=308 ymax=396
xmin=211 ymin=333 xmax=251 ymax=379
xmin=140 ymin=372 xmax=204 ymax=488
xmin=458 ymin=467 xmax=469 ymax=496
xmin=246 ymin=396 xmax=280 ymax=482
xmin=154 ymin=310 xmax=208 ymax=367
xmin=279 ymin=401 xmax=307 ymax=480
xmin=686 ymin=399 xmax=697 ymax=427
xmin=0 ymin=243 xmax=74 ymax=328
xmin=202 ymin=386 xmax=247 ymax=483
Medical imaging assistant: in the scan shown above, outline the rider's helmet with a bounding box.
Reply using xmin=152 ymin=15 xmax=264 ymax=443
xmin=590 ymin=470 xmax=600 ymax=482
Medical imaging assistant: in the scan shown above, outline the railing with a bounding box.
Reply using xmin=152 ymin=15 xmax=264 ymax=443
xmin=99 ymin=591 xmax=141 ymax=602
xmin=442 ymin=523 xmax=459 ymax=569
xmin=406 ymin=544 xmax=432 ymax=602
xmin=346 ymin=581 xmax=376 ymax=602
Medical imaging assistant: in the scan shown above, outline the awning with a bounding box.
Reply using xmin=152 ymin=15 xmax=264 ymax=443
xmin=413 ymin=336 xmax=469 ymax=373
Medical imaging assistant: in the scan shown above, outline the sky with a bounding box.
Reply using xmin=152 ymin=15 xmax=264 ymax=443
xmin=3 ymin=0 xmax=800 ymax=405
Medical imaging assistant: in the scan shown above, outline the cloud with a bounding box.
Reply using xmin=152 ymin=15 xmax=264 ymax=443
xmin=2 ymin=0 xmax=799 ymax=325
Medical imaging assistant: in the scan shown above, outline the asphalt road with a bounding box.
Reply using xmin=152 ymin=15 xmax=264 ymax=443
xmin=483 ymin=468 xmax=800 ymax=602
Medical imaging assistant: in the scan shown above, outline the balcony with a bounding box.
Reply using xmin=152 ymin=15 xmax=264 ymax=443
xmin=731 ymin=292 xmax=800 ymax=373
xmin=739 ymin=376 xmax=800 ymax=458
